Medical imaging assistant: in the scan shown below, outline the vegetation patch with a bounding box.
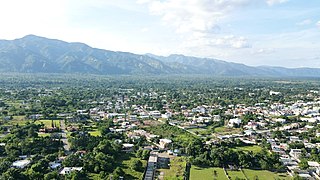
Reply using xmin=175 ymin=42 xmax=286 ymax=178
xmin=118 ymin=154 xmax=146 ymax=180
xmin=190 ymin=166 xmax=228 ymax=180
xmin=226 ymin=169 xmax=246 ymax=180
xmin=242 ymin=169 xmax=291 ymax=180
xmin=157 ymin=156 xmax=186 ymax=180
xmin=235 ymin=145 xmax=263 ymax=154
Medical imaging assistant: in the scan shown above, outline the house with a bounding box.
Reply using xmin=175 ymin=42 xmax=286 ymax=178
xmin=150 ymin=111 xmax=161 ymax=118
xmin=49 ymin=162 xmax=61 ymax=169
xmin=244 ymin=130 xmax=255 ymax=136
xmin=270 ymin=91 xmax=281 ymax=95
xmin=12 ymin=159 xmax=31 ymax=169
xmin=289 ymin=149 xmax=302 ymax=160
xmin=159 ymin=139 xmax=172 ymax=149
xmin=228 ymin=118 xmax=242 ymax=127
xmin=59 ymin=167 xmax=83 ymax=175
xmin=122 ymin=143 xmax=134 ymax=152
xmin=289 ymin=136 xmax=301 ymax=143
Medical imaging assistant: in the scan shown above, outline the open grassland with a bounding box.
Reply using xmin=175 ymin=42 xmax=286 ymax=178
xmin=190 ymin=166 xmax=228 ymax=180
xmin=227 ymin=170 xmax=247 ymax=180
xmin=34 ymin=119 xmax=60 ymax=127
xmin=214 ymin=127 xmax=241 ymax=135
xmin=235 ymin=145 xmax=263 ymax=154
xmin=242 ymin=169 xmax=291 ymax=180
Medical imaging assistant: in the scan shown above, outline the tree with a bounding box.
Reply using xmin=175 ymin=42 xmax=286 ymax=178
xmin=113 ymin=167 xmax=125 ymax=180
xmin=131 ymin=159 xmax=143 ymax=172
xmin=1 ymin=168 xmax=26 ymax=180
xmin=63 ymin=154 xmax=83 ymax=167
xmin=299 ymin=159 xmax=309 ymax=170
xmin=44 ymin=171 xmax=59 ymax=180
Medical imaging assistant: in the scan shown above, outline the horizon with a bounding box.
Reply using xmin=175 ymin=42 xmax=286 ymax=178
xmin=0 ymin=0 xmax=319 ymax=68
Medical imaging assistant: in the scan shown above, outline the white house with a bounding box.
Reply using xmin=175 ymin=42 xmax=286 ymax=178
xmin=159 ymin=139 xmax=172 ymax=149
xmin=228 ymin=118 xmax=242 ymax=127
xmin=289 ymin=149 xmax=302 ymax=160
xmin=59 ymin=167 xmax=83 ymax=175
xmin=12 ymin=159 xmax=31 ymax=169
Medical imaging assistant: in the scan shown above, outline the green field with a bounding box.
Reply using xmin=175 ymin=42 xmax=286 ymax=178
xmin=214 ymin=127 xmax=241 ymax=134
xmin=84 ymin=125 xmax=101 ymax=136
xmin=158 ymin=156 xmax=186 ymax=180
xmin=235 ymin=145 xmax=263 ymax=154
xmin=227 ymin=170 xmax=246 ymax=180
xmin=190 ymin=166 xmax=228 ymax=180
xmin=35 ymin=120 xmax=61 ymax=128
xmin=3 ymin=116 xmax=29 ymax=126
xmin=89 ymin=130 xmax=101 ymax=136
xmin=38 ymin=133 xmax=50 ymax=137
xmin=242 ymin=169 xmax=291 ymax=180
xmin=190 ymin=167 xmax=291 ymax=180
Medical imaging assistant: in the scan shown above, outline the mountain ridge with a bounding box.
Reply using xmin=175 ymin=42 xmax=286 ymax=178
xmin=0 ymin=35 xmax=319 ymax=77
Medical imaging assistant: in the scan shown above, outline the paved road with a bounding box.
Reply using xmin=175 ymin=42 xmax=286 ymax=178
xmin=60 ymin=120 xmax=70 ymax=153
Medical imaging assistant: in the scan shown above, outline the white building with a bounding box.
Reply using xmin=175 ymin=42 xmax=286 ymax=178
xmin=159 ymin=139 xmax=172 ymax=149
xmin=59 ymin=167 xmax=83 ymax=175
xmin=228 ymin=118 xmax=242 ymax=127
xmin=12 ymin=159 xmax=31 ymax=169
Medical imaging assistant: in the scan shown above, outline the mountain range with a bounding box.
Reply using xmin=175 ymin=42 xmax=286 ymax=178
xmin=0 ymin=35 xmax=319 ymax=77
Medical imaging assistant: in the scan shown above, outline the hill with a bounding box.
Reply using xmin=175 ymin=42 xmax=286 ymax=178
xmin=0 ymin=35 xmax=319 ymax=77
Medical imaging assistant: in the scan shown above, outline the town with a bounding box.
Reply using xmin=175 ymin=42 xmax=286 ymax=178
xmin=0 ymin=74 xmax=320 ymax=180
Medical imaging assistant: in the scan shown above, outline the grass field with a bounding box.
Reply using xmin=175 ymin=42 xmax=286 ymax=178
xmin=2 ymin=116 xmax=29 ymax=126
xmin=38 ymin=133 xmax=50 ymax=137
xmin=214 ymin=127 xmax=241 ymax=135
xmin=227 ymin=170 xmax=246 ymax=180
xmin=34 ymin=120 xmax=61 ymax=128
xmin=235 ymin=145 xmax=263 ymax=154
xmin=158 ymin=156 xmax=186 ymax=180
xmin=84 ymin=125 xmax=101 ymax=136
xmin=242 ymin=169 xmax=291 ymax=180
xmin=89 ymin=130 xmax=101 ymax=136
xmin=190 ymin=166 xmax=228 ymax=180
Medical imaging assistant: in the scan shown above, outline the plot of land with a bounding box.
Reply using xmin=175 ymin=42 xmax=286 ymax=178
xmin=227 ymin=169 xmax=246 ymax=180
xmin=115 ymin=153 xmax=147 ymax=180
xmin=190 ymin=166 xmax=228 ymax=180
xmin=242 ymin=169 xmax=291 ymax=180
xmin=84 ymin=125 xmax=101 ymax=136
xmin=214 ymin=127 xmax=241 ymax=135
xmin=235 ymin=145 xmax=263 ymax=154
xmin=157 ymin=156 xmax=186 ymax=180
xmin=34 ymin=120 xmax=60 ymax=128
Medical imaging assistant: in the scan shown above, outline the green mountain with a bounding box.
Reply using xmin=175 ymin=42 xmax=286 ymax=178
xmin=0 ymin=35 xmax=319 ymax=77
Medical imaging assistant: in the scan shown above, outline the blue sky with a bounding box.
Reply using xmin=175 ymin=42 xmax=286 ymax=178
xmin=0 ymin=0 xmax=319 ymax=68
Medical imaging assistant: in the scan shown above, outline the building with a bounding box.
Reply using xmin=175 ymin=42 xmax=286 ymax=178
xmin=228 ymin=118 xmax=242 ymax=127
xmin=59 ymin=167 xmax=83 ymax=175
xmin=144 ymin=154 xmax=158 ymax=180
xmin=159 ymin=139 xmax=172 ymax=149
xmin=12 ymin=159 xmax=31 ymax=169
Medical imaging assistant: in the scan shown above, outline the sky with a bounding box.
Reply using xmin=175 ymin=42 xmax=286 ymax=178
xmin=0 ymin=0 xmax=319 ymax=68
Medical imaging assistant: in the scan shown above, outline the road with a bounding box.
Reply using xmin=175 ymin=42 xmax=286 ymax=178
xmin=60 ymin=120 xmax=71 ymax=153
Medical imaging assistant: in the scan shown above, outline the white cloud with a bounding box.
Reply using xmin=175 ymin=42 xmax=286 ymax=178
xmin=253 ymin=48 xmax=275 ymax=54
xmin=141 ymin=0 xmax=251 ymax=34
xmin=266 ymin=0 xmax=289 ymax=6
xmin=213 ymin=35 xmax=251 ymax=48
xmin=296 ymin=19 xmax=312 ymax=26
xmin=317 ymin=21 xmax=320 ymax=28
xmin=140 ymin=27 xmax=149 ymax=32
xmin=139 ymin=0 xmax=252 ymax=51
